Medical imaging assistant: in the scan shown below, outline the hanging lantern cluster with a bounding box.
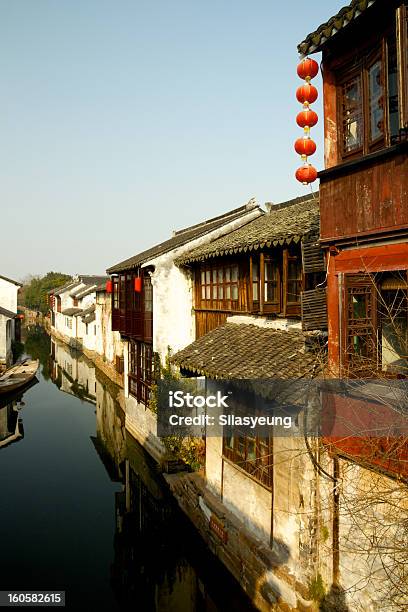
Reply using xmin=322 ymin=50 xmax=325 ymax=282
xmin=295 ymin=58 xmax=319 ymax=185
xmin=106 ymin=280 xmax=113 ymax=293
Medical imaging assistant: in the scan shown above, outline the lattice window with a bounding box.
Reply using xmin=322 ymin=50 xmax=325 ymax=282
xmin=223 ymin=432 xmax=272 ymax=489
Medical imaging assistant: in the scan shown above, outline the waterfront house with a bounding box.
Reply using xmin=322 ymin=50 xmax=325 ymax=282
xmin=296 ymin=0 xmax=408 ymax=608
xmin=298 ymin=0 xmax=408 ymax=379
xmin=175 ymin=193 xmax=326 ymax=337
xmin=167 ymin=193 xmax=329 ymax=610
xmin=49 ymin=275 xmax=108 ymax=350
xmin=0 ymin=274 xmax=22 ymax=371
xmin=106 ymin=200 xmax=262 ymax=459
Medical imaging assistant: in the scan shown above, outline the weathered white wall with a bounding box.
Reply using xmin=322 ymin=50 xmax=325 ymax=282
xmin=0 ymin=278 xmax=18 ymax=313
xmin=223 ymin=460 xmax=272 ymax=544
xmin=125 ymin=394 xmax=167 ymax=463
xmin=81 ymin=320 xmax=97 ymax=352
xmin=0 ymin=278 xmax=19 ymax=367
xmin=95 ymin=291 xmax=123 ymax=364
xmin=0 ymin=316 xmax=13 ymax=365
xmin=337 ymin=458 xmax=408 ymax=611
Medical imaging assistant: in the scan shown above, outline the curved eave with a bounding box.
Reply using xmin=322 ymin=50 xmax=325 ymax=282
xmin=176 ymin=233 xmax=306 ymax=266
xmin=297 ymin=0 xmax=377 ymax=57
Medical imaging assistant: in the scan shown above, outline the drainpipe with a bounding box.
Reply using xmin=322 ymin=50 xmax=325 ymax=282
xmin=332 ymin=456 xmax=340 ymax=587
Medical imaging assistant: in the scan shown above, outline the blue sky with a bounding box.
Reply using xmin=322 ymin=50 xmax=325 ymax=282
xmin=0 ymin=0 xmax=345 ymax=280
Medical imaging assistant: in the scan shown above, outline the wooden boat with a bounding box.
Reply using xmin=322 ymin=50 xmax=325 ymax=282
xmin=0 ymin=359 xmax=39 ymax=395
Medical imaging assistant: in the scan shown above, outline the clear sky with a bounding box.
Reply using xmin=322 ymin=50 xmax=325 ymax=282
xmin=1 ymin=0 xmax=345 ymax=280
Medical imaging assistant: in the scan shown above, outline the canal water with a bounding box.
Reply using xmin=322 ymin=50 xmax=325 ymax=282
xmin=0 ymin=327 xmax=254 ymax=611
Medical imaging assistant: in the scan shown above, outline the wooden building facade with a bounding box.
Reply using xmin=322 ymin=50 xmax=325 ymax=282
xmin=299 ymin=0 xmax=408 ymax=377
xmin=177 ymin=194 xmax=327 ymax=338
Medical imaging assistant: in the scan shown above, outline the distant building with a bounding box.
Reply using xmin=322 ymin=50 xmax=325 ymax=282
xmin=49 ymin=275 xmax=108 ymax=350
xmin=0 ymin=274 xmax=22 ymax=370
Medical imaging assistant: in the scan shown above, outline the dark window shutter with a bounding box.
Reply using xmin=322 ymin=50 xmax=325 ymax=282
xmin=301 ymin=288 xmax=328 ymax=331
xmin=301 ymin=236 xmax=325 ymax=273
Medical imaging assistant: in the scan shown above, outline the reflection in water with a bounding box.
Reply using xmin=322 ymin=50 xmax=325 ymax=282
xmin=0 ymin=378 xmax=38 ymax=450
xmin=0 ymin=398 xmax=24 ymax=449
xmin=1 ymin=327 xmax=253 ymax=611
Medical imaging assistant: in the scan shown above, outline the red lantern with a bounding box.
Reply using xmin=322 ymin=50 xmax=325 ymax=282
xmin=297 ymin=58 xmax=319 ymax=81
xmin=294 ymin=137 xmax=316 ymax=157
xmin=296 ymin=83 xmax=318 ymax=105
xmin=295 ymin=164 xmax=318 ymax=184
xmin=106 ymin=280 xmax=113 ymax=293
xmin=296 ymin=108 xmax=318 ymax=129
xmin=134 ymin=277 xmax=142 ymax=292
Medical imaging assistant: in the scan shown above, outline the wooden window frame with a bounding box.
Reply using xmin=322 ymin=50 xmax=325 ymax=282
xmin=344 ymin=274 xmax=379 ymax=375
xmin=223 ymin=433 xmax=272 ymax=489
xmin=197 ymin=262 xmax=240 ymax=311
xmin=111 ymin=269 xmax=153 ymax=340
xmin=263 ymin=255 xmax=280 ymax=310
xmin=128 ymin=339 xmax=154 ymax=405
xmin=336 ymin=17 xmax=406 ymax=161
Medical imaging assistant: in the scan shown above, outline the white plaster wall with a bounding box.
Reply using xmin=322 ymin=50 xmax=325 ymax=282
xmin=125 ymin=394 xmax=167 ymax=463
xmin=205 ymin=436 xmax=223 ymax=497
xmin=0 ymin=278 xmax=18 ymax=313
xmin=82 ymin=321 xmax=97 ymax=352
xmin=0 ymin=316 xmax=10 ymax=364
xmin=222 ymin=460 xmax=272 ymax=544
xmin=95 ymin=292 xmax=122 ymax=364
xmin=338 ymin=459 xmax=408 ymax=611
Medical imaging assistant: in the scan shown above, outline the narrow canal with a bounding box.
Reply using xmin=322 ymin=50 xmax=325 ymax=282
xmin=0 ymin=327 xmax=255 ymax=611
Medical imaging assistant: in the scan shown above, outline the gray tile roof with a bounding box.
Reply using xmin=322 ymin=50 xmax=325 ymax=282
xmin=53 ymin=281 xmax=80 ymax=296
xmin=61 ymin=307 xmax=83 ymax=316
xmin=176 ymin=194 xmax=319 ymax=265
xmin=298 ymin=0 xmax=378 ymax=56
xmin=0 ymin=306 xmax=17 ymax=319
xmin=79 ymin=304 xmax=95 ymax=316
xmin=107 ymin=201 xmax=261 ymax=274
xmin=171 ymin=321 xmax=323 ymax=379
xmin=0 ymin=274 xmax=23 ymax=287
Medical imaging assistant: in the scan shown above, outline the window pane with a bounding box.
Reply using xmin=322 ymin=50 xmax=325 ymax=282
xmin=206 ymin=270 xmax=211 ymax=284
xmin=218 ymin=268 xmax=223 ymax=282
xmin=201 ymin=285 xmax=205 ymax=299
xmin=201 ymin=270 xmax=205 ymax=284
xmin=265 ymin=282 xmax=276 ymax=303
xmin=218 ymin=286 xmax=223 ymax=299
xmin=225 ymin=267 xmax=231 ymax=282
xmin=387 ymin=37 xmax=399 ymax=144
xmin=252 ymin=262 xmax=259 ymax=281
xmin=231 ymin=285 xmax=238 ymax=300
xmin=231 ymin=265 xmax=238 ymax=282
xmin=206 ymin=285 xmax=211 ymax=299
xmin=287 ymin=281 xmax=300 ymax=302
xmin=226 ymin=285 xmax=231 ymax=299
xmin=288 ymin=260 xmax=301 ymax=280
xmin=247 ymin=438 xmax=256 ymax=461
xmin=212 ymin=284 xmax=217 ymax=299
xmin=253 ymin=282 xmax=259 ymax=301
xmin=368 ymin=60 xmax=384 ymax=142
xmin=265 ymin=261 xmax=277 ymax=281
xmin=342 ymin=77 xmax=363 ymax=153
xmin=212 ymin=269 xmax=217 ymax=283
xmin=352 ymin=294 xmax=367 ymax=319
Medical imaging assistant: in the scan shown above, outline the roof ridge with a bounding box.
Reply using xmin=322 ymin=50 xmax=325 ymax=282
xmin=172 ymin=199 xmax=259 ymax=236
xmin=0 ymin=274 xmax=23 ymax=287
xmin=268 ymin=192 xmax=318 ymax=212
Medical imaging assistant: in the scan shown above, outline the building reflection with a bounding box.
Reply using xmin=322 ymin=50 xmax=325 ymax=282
xmin=48 ymin=333 xmax=252 ymax=611
xmin=50 ymin=339 xmax=97 ymax=404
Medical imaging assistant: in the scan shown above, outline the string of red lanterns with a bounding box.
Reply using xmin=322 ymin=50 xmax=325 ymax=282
xmin=295 ymin=57 xmax=319 ymax=185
